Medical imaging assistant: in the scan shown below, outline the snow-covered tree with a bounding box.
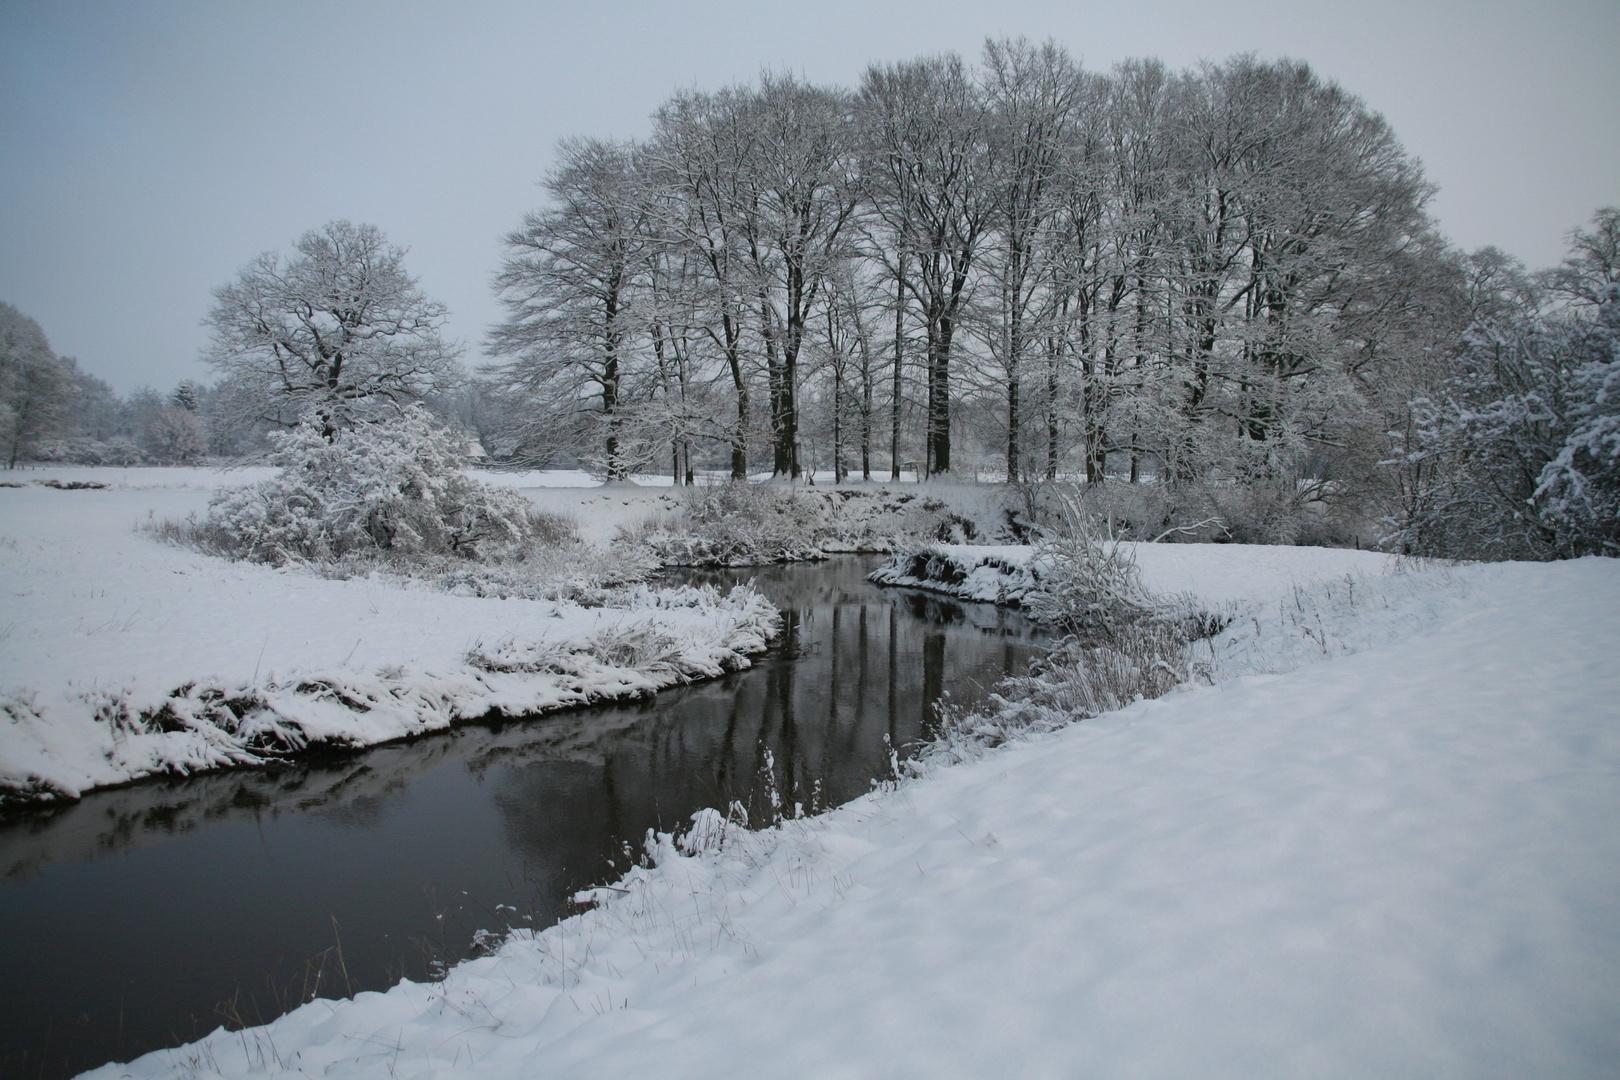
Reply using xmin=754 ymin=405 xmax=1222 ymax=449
xmin=204 ymin=221 xmax=461 ymax=440
xmin=1395 ymin=212 xmax=1620 ymax=559
xmin=488 ymin=139 xmax=660 ymax=481
xmin=647 ymin=87 xmax=770 ymax=480
xmin=478 ymin=49 xmax=1456 ymax=506
xmin=858 ymin=53 xmax=994 ymax=476
xmin=0 ymin=301 xmax=76 ymax=467
xmin=976 ymin=39 xmax=1090 ymax=482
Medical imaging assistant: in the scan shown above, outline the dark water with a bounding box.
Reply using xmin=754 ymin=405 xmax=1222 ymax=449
xmin=0 ymin=557 xmax=1043 ymax=1079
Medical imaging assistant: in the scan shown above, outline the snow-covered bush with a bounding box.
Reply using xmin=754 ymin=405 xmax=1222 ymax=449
xmin=28 ymin=436 xmax=146 ymax=466
xmin=1004 ymin=475 xmax=1358 ymax=550
xmin=630 ymin=484 xmax=828 ymax=566
xmin=1021 ymin=497 xmax=1155 ymax=640
xmin=628 ymin=483 xmax=980 ymax=567
xmin=917 ymin=620 xmax=1214 ymax=771
xmin=194 ymin=407 xmax=541 ymax=564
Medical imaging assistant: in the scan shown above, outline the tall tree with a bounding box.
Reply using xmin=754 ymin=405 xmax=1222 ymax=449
xmin=649 ymin=89 xmax=764 ymax=480
xmin=489 ymin=138 xmax=656 ymax=480
xmin=978 ymin=38 xmax=1086 ymax=481
xmin=204 ymin=221 xmax=460 ymax=440
xmin=741 ymin=74 xmax=859 ymax=478
xmin=859 ymin=53 xmax=994 ymax=475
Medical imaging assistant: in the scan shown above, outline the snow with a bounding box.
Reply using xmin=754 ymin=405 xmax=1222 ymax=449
xmin=870 ymin=540 xmax=1399 ymax=610
xmin=75 ymin=540 xmax=1620 ymax=1078
xmin=0 ymin=470 xmax=777 ymax=802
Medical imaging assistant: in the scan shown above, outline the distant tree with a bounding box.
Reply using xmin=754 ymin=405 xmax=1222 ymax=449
xmin=142 ymin=405 xmax=207 ymax=464
xmin=0 ymin=301 xmax=76 ymax=467
xmin=61 ymin=359 xmax=125 ymax=442
xmin=203 ymin=221 xmax=461 ymax=440
xmin=171 ymin=380 xmax=202 ymax=412
xmin=1545 ymin=207 xmax=1619 ymax=308
xmin=977 ymin=38 xmax=1089 ymax=482
xmin=648 ymin=90 xmax=768 ymax=480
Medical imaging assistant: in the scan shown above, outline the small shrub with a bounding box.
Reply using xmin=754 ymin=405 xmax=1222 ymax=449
xmin=1022 ymin=495 xmax=1155 ymax=640
xmin=916 ymin=614 xmax=1218 ymax=771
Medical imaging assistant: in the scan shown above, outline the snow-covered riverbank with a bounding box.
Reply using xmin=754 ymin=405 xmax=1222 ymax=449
xmin=77 ymin=539 xmax=1620 ymax=1078
xmin=0 ymin=471 xmax=778 ymax=802
xmin=869 ymin=539 xmax=1401 ymax=609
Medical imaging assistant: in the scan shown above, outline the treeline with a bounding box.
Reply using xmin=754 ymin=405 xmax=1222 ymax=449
xmin=480 ymin=41 xmax=1459 ymax=501
xmin=4 ymin=39 xmax=1613 ymax=557
xmin=0 ymin=300 xmax=259 ymax=468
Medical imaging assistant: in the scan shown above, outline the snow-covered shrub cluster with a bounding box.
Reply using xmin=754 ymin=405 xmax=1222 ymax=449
xmin=1003 ymin=475 xmax=1354 ymax=549
xmin=28 ymin=436 xmax=147 ymax=466
xmin=907 ymin=558 xmax=1453 ymax=778
xmin=177 ymin=407 xmax=543 ymax=564
xmin=1393 ymin=288 xmax=1619 ymax=559
xmin=915 ymin=620 xmax=1214 ymax=773
xmin=628 ymin=483 xmax=979 ymax=567
xmin=631 ymin=483 xmax=827 ymax=566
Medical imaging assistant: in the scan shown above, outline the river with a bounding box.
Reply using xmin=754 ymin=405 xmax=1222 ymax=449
xmin=0 ymin=556 xmax=1044 ymax=1078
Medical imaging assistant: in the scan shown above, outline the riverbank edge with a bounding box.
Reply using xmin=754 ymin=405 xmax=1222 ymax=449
xmin=0 ymin=583 xmax=783 ymax=808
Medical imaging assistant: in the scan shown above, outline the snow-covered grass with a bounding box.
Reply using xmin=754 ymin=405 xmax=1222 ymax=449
xmin=0 ymin=471 xmax=779 ymax=803
xmin=81 ymin=553 xmax=1620 ymax=1079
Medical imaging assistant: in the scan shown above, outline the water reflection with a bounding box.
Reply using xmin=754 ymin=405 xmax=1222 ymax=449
xmin=0 ymin=557 xmax=1043 ymax=1079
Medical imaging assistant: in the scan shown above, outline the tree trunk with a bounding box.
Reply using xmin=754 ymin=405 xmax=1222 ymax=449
xmin=891 ymin=257 xmax=906 ymax=481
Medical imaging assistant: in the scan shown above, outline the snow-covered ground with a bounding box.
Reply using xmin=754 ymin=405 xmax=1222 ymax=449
xmin=0 ymin=470 xmax=778 ymax=802
xmin=77 ymin=539 xmax=1620 ymax=1077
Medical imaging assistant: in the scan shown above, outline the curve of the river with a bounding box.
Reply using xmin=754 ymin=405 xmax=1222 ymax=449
xmin=0 ymin=556 xmax=1045 ymax=1079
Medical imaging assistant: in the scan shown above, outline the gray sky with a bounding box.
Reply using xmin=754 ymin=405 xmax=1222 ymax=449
xmin=2 ymin=0 xmax=1616 ymax=395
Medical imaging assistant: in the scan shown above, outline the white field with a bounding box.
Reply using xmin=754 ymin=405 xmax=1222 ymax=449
xmin=0 ymin=468 xmax=777 ymax=801
xmin=5 ymin=467 xmax=1617 ymax=1078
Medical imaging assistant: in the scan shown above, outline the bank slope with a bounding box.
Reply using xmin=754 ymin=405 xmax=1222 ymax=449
xmin=87 ymin=555 xmax=1620 ymax=1080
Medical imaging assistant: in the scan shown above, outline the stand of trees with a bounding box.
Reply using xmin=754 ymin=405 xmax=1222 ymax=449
xmin=482 ymin=42 xmax=1457 ymax=503
xmin=8 ymin=40 xmax=1614 ymax=560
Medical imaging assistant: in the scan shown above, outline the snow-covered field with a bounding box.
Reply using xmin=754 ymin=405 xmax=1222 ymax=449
xmin=0 ymin=469 xmax=778 ymax=802
xmin=65 ymin=509 xmax=1620 ymax=1077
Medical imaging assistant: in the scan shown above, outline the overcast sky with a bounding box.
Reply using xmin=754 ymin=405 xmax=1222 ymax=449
xmin=2 ymin=0 xmax=1616 ymax=394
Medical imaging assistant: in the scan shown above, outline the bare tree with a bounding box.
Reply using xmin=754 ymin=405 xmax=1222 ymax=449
xmin=648 ymin=89 xmax=767 ymax=480
xmin=489 ymin=138 xmax=657 ymax=480
xmin=204 ymin=221 xmax=460 ymax=439
xmin=978 ymin=38 xmax=1087 ymax=481
xmin=859 ymin=53 xmax=994 ymax=476
xmin=739 ymin=74 xmax=860 ymax=478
